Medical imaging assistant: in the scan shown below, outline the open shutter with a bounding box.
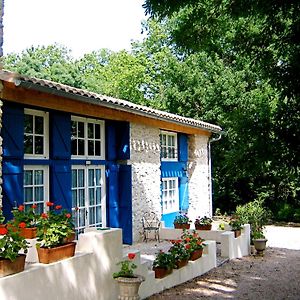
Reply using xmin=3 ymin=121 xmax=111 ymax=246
xmin=107 ymin=164 xmax=120 ymax=227
xmin=51 ymin=163 xmax=72 ymax=210
xmin=2 ymin=161 xmax=23 ymax=220
xmin=118 ymin=165 xmax=132 ymax=244
xmin=179 ymin=176 xmax=189 ymax=211
xmin=50 ymin=113 xmax=71 ymax=159
xmin=178 ymin=133 xmax=188 ymax=162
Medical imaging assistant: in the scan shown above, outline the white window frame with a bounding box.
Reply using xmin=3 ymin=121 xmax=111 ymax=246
xmin=23 ymin=165 xmax=49 ymax=213
xmin=71 ymin=116 xmax=105 ymax=160
xmin=161 ymin=177 xmax=179 ymax=214
xmin=71 ymin=165 xmax=106 ymax=234
xmin=160 ymin=130 xmax=178 ymax=161
xmin=24 ymin=109 xmax=49 ymax=159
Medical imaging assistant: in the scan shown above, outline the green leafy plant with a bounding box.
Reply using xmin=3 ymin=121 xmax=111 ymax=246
xmin=218 ymin=223 xmax=226 ymax=230
xmin=229 ymin=216 xmax=244 ymax=231
xmin=10 ymin=204 xmax=38 ymax=228
xmin=173 ymin=213 xmax=191 ymax=225
xmin=252 ymin=230 xmax=265 ymax=239
xmin=169 ymin=240 xmax=190 ymax=263
xmin=36 ymin=202 xmax=74 ymax=248
xmin=0 ymin=207 xmax=5 ymax=224
xmin=113 ymin=253 xmax=137 ymax=278
xmin=194 ymin=216 xmax=213 ymax=226
xmin=0 ymin=227 xmax=28 ymax=261
xmin=153 ymin=251 xmax=175 ymax=270
xmin=181 ymin=230 xmax=206 ymax=253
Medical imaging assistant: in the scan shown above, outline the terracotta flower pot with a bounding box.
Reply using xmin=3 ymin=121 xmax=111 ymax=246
xmin=175 ymin=259 xmax=189 ymax=269
xmin=115 ymin=275 xmax=145 ymax=300
xmin=233 ymin=230 xmax=241 ymax=238
xmin=37 ymin=242 xmax=76 ymax=264
xmin=0 ymin=254 xmax=26 ymax=277
xmin=189 ymin=249 xmax=203 ymax=261
xmin=153 ymin=267 xmax=173 ymax=279
xmin=174 ymin=223 xmax=190 ymax=230
xmin=20 ymin=227 xmax=37 ymax=239
xmin=195 ymin=224 xmax=212 ymax=230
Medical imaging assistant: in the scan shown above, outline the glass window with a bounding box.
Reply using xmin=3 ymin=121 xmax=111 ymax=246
xmin=71 ymin=116 xmax=105 ymax=159
xmin=24 ymin=109 xmax=49 ymax=158
xmin=161 ymin=177 xmax=179 ymax=214
xmin=24 ymin=166 xmax=48 ymax=215
xmin=160 ymin=131 xmax=178 ymax=161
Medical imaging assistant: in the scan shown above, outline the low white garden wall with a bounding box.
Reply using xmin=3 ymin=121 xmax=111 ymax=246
xmin=0 ymin=228 xmax=217 ymax=300
xmin=160 ymin=224 xmax=251 ymax=259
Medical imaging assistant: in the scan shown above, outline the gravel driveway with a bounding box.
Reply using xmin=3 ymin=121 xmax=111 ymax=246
xmin=147 ymin=225 xmax=300 ymax=300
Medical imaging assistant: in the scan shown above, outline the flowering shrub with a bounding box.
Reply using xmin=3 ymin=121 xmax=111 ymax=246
xmin=153 ymin=250 xmax=175 ymax=270
xmin=181 ymin=230 xmax=206 ymax=253
xmin=36 ymin=202 xmax=74 ymax=248
xmin=10 ymin=204 xmax=38 ymax=228
xmin=173 ymin=213 xmax=191 ymax=225
xmin=0 ymin=227 xmax=28 ymax=261
xmin=169 ymin=240 xmax=190 ymax=263
xmin=194 ymin=216 xmax=213 ymax=226
xmin=113 ymin=253 xmax=137 ymax=278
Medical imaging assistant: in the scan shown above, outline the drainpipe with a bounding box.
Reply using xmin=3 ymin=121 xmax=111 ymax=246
xmin=208 ymin=132 xmax=222 ymax=216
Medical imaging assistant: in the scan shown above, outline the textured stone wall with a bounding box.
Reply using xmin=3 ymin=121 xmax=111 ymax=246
xmin=0 ymin=100 xmax=2 ymax=206
xmin=188 ymin=134 xmax=212 ymax=221
xmin=130 ymin=123 xmax=161 ymax=242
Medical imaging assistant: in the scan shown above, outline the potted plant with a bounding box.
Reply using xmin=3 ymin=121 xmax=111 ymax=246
xmin=8 ymin=204 xmax=38 ymax=239
xmin=173 ymin=213 xmax=191 ymax=229
xmin=152 ymin=250 xmax=175 ymax=278
xmin=181 ymin=230 xmax=206 ymax=260
xmin=0 ymin=226 xmax=28 ymax=277
xmin=169 ymin=240 xmax=190 ymax=268
xmin=252 ymin=229 xmax=268 ymax=256
xmin=194 ymin=216 xmax=213 ymax=230
xmin=229 ymin=216 xmax=244 ymax=238
xmin=36 ymin=203 xmax=76 ymax=264
xmin=113 ymin=253 xmax=145 ymax=299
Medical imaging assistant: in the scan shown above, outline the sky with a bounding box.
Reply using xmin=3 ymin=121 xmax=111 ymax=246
xmin=3 ymin=0 xmax=147 ymax=58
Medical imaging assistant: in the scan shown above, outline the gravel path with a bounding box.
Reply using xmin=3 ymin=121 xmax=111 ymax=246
xmin=146 ymin=226 xmax=300 ymax=300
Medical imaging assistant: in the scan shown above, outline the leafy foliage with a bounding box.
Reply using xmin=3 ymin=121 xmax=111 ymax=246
xmin=113 ymin=253 xmax=137 ymax=278
xmin=153 ymin=251 xmax=175 ymax=270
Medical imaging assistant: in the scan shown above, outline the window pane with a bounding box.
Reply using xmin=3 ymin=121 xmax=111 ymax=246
xmin=24 ymin=115 xmax=33 ymax=133
xmin=78 ymin=139 xmax=84 ymax=155
xmin=95 ymin=124 xmax=101 ymax=139
xmin=24 ymin=187 xmax=33 ymax=202
xmin=79 ymin=209 xmax=86 ymax=227
xmin=96 ymin=187 xmax=101 ymax=205
xmin=79 ymin=189 xmax=85 ymax=207
xmin=24 ymin=170 xmax=33 ymax=185
xmin=96 ymin=206 xmax=102 ymax=223
xmin=35 ymin=116 xmax=44 ymax=135
xmin=72 ymin=170 xmax=77 ymax=188
xmin=89 ymin=207 xmax=95 ymax=225
xmin=71 ymin=139 xmax=77 ymax=155
xmin=89 ymin=188 xmax=95 ymax=205
xmin=95 ymin=141 xmax=101 ymax=156
xmin=78 ymin=122 xmax=84 ymax=138
xmin=71 ymin=121 xmax=77 ymax=137
xmin=88 ymin=140 xmax=94 ymax=156
xmin=36 ymin=203 xmax=44 ymax=215
xmin=88 ymin=123 xmax=94 ymax=139
xmin=95 ymin=169 xmax=101 ymax=185
xmin=78 ymin=170 xmax=84 ymax=187
xmin=72 ymin=190 xmax=77 ymax=207
xmin=35 ymin=187 xmax=44 ymax=202
xmin=35 ymin=136 xmax=44 ymax=154
xmin=34 ymin=170 xmax=44 ymax=185
xmin=24 ymin=135 xmax=33 ymax=154
xmin=88 ymin=169 xmax=94 ymax=186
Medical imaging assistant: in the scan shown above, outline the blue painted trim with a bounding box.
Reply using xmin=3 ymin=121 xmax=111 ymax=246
xmin=24 ymin=159 xmax=50 ymax=165
xmin=70 ymin=159 xmax=106 ymax=165
xmin=161 ymin=212 xmax=178 ymax=228
xmin=161 ymin=161 xmax=187 ymax=178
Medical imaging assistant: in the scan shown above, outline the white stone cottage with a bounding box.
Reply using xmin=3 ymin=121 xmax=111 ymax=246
xmin=0 ymin=70 xmax=222 ymax=244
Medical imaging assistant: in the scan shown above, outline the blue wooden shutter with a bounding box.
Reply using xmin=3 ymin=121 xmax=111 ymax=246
xmin=106 ymin=122 xmax=117 ymax=161
xmin=2 ymin=104 xmax=24 ymax=158
xmin=50 ymin=113 xmax=71 ymax=159
xmin=179 ymin=176 xmax=189 ymax=211
xmin=51 ymin=163 xmax=72 ymax=210
xmin=107 ymin=164 xmax=120 ymax=227
xmin=118 ymin=165 xmax=132 ymax=244
xmin=116 ymin=122 xmax=130 ymax=160
xmin=178 ymin=133 xmax=188 ymax=162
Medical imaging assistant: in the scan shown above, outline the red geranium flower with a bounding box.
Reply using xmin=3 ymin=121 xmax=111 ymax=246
xmin=65 ymin=213 xmax=71 ymax=218
xmin=128 ymin=253 xmax=136 ymax=260
xmin=185 ymin=244 xmax=191 ymax=250
xmin=46 ymin=202 xmax=54 ymax=207
xmin=197 ymin=240 xmax=202 ymax=245
xmin=18 ymin=222 xmax=27 ymax=228
xmin=32 ymin=204 xmax=37 ymax=209
xmin=75 ymin=207 xmax=79 ymax=211
xmin=18 ymin=205 xmax=24 ymax=211
xmin=0 ymin=227 xmax=8 ymax=235
xmin=41 ymin=213 xmax=48 ymax=219
xmin=55 ymin=205 xmax=62 ymax=210
xmin=185 ymin=237 xmax=190 ymax=242
xmin=176 ymin=240 xmax=182 ymax=244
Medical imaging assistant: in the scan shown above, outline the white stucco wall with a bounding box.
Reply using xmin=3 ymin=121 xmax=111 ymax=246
xmin=188 ymin=134 xmax=211 ymax=221
xmin=0 ymin=99 xmax=2 ymax=206
xmin=130 ymin=123 xmax=161 ymax=242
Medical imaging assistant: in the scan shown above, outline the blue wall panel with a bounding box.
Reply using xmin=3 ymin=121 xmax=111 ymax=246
xmin=161 ymin=212 xmax=178 ymax=228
